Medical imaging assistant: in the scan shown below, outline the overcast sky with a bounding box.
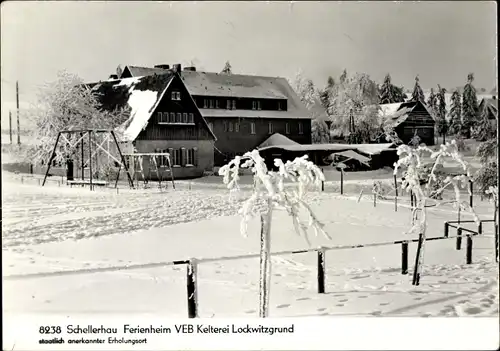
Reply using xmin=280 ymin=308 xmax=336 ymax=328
xmin=1 ymin=1 xmax=497 ymax=127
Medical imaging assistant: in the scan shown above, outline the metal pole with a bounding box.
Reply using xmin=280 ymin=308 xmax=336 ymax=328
xmin=80 ymin=132 xmax=84 ymax=180
xmin=9 ymin=111 xmax=12 ymax=144
xmin=42 ymin=132 xmax=61 ymax=187
xmin=88 ymin=131 xmax=93 ymax=191
xmin=110 ymin=131 xmax=135 ymax=189
xmin=456 ymin=228 xmax=462 ymax=250
xmin=16 ymin=81 xmax=20 ymax=145
xmin=340 ymin=169 xmax=344 ymax=195
xmin=466 ymin=235 xmax=473 ymax=264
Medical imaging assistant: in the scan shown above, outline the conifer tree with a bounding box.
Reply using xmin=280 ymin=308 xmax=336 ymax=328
xmin=379 ymin=74 xmax=395 ymax=104
xmin=427 ymin=88 xmax=438 ymax=116
xmin=462 ymin=73 xmax=479 ymax=138
xmin=411 ymin=75 xmax=425 ymax=103
xmin=449 ymin=90 xmax=462 ymax=135
xmin=436 ymin=85 xmax=448 ymax=144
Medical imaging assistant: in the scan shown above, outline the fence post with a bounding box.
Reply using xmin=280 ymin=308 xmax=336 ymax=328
xmin=317 ymin=248 xmax=326 ymax=294
xmin=456 ymin=228 xmax=462 ymax=250
xmin=444 ymin=222 xmax=449 ymax=238
xmin=469 ymin=180 xmax=473 ymax=208
xmin=466 ymin=235 xmax=473 ymax=264
xmin=186 ymin=260 xmax=198 ymax=318
xmin=340 ymin=170 xmax=343 ymax=195
xmin=394 ymin=175 xmax=398 ymax=212
xmin=495 ymin=224 xmax=499 ymax=263
xmin=401 ymin=241 xmax=408 ymax=275
xmin=478 ymin=222 xmax=483 ymax=235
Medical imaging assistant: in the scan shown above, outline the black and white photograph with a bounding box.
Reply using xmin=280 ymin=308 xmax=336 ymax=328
xmin=1 ymin=1 xmax=498 ymax=349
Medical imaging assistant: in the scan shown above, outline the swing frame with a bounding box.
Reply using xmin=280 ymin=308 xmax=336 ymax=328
xmin=122 ymin=152 xmax=176 ymax=190
xmin=41 ymin=129 xmax=135 ymax=190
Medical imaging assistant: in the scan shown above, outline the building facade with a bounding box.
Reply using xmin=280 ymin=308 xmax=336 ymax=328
xmin=119 ymin=64 xmax=312 ymax=166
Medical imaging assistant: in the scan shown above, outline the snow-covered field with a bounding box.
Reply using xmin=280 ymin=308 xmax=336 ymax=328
xmin=2 ymin=175 xmax=499 ymax=319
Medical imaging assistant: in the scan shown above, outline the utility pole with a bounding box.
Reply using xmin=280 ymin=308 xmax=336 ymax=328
xmin=16 ymin=81 xmax=21 ymax=145
xmin=9 ymin=111 xmax=13 ymax=144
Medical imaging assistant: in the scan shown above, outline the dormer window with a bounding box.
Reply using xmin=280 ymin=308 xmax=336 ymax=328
xmin=232 ymin=100 xmax=236 ymax=110
xmin=257 ymin=101 xmax=261 ymax=110
xmin=171 ymin=91 xmax=181 ymax=101
xmin=278 ymin=101 xmax=283 ymax=111
xmin=204 ymin=99 xmax=208 ymax=108
xmin=215 ymin=100 xmax=220 ymax=109
xmin=209 ymin=99 xmax=214 ymax=109
xmin=226 ymin=99 xmax=231 ymax=110
xmin=252 ymin=101 xmax=257 ymax=110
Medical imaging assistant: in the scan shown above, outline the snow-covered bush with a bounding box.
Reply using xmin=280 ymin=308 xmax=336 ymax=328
xmin=394 ymin=140 xmax=479 ymax=283
xmin=219 ymin=150 xmax=330 ymax=317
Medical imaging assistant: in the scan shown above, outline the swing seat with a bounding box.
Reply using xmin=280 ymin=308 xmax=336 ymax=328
xmin=67 ymin=179 xmax=108 ymax=187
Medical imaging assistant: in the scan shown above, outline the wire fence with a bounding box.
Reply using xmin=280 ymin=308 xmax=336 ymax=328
xmin=4 ymin=218 xmax=497 ymax=318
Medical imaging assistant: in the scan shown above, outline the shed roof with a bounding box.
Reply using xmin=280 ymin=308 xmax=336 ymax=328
xmin=258 ymin=133 xmax=300 ymax=149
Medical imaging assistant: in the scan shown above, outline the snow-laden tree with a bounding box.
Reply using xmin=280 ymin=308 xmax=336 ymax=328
xmin=379 ymin=73 xmax=407 ymax=104
xmin=472 ymin=104 xmax=495 ymax=142
xmin=290 ymin=71 xmax=329 ymax=143
xmin=319 ymin=76 xmax=335 ymax=113
xmin=436 ymin=85 xmax=448 ymax=144
xmin=462 ymin=73 xmax=479 ymax=138
xmin=394 ymin=140 xmax=479 ymax=283
xmin=219 ymin=150 xmax=330 ymax=317
xmin=328 ymin=72 xmax=380 ymax=142
xmin=20 ymin=70 xmax=130 ymax=166
xmin=411 ymin=75 xmax=425 ymax=103
xmin=426 ymin=88 xmax=438 ymax=117
xmin=448 ymin=90 xmax=462 ymax=136
xmin=221 ymin=61 xmax=232 ymax=74
xmin=379 ymin=74 xmax=395 ymax=104
xmin=474 ymin=135 xmax=498 ymax=195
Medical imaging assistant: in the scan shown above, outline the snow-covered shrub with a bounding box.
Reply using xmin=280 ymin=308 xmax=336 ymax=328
xmin=395 ymin=142 xmax=479 ymax=241
xmin=219 ymin=150 xmax=330 ymax=317
xmin=219 ymin=150 xmax=330 ymax=244
xmin=372 ymin=180 xmax=393 ymax=200
xmin=394 ymin=140 xmax=479 ymax=282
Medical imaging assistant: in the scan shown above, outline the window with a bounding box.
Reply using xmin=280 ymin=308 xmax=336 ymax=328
xmin=172 ymin=149 xmax=181 ymax=166
xmin=176 ymin=113 xmax=182 ymax=123
xmin=226 ymin=99 xmax=231 ymax=110
xmin=278 ymin=101 xmax=283 ymax=111
xmin=252 ymin=101 xmax=257 ymax=110
xmin=285 ymin=123 xmax=290 ymax=134
xmin=232 ymin=100 xmax=236 ymax=110
xmin=158 ymin=112 xmax=166 ymax=123
xmin=204 ymin=99 xmax=208 ymax=108
xmin=223 ymin=121 xmax=228 ymax=132
xmin=208 ymin=122 xmax=214 ymax=131
xmin=186 ymin=148 xmax=195 ymax=165
xmin=215 ymin=100 xmax=220 ymax=109
xmin=298 ymin=122 xmax=304 ymax=134
xmin=183 ymin=113 xmax=188 ymax=123
xmin=229 ymin=122 xmax=233 ymax=132
xmin=170 ymin=112 xmax=175 ymax=123
xmin=171 ymin=91 xmax=181 ymax=100
xmin=257 ymin=101 xmax=261 ymax=110
xmin=235 ymin=122 xmax=240 ymax=132
xmin=188 ymin=113 xmax=194 ymax=123
xmin=251 ymin=122 xmax=256 ymax=134
xmin=268 ymin=122 xmax=273 ymax=134
xmin=209 ymin=99 xmax=214 ymax=109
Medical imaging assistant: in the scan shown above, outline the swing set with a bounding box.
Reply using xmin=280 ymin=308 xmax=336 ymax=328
xmin=123 ymin=152 xmax=176 ymax=190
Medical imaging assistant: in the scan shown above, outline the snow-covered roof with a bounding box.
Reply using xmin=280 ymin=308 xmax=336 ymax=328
xmin=379 ymin=100 xmax=434 ymax=127
xmin=258 ymin=133 xmax=300 ymax=149
xmin=119 ymin=65 xmax=311 ymax=120
xmin=258 ymin=142 xmax=395 ymax=156
xmin=87 ymin=73 xmax=216 ymax=142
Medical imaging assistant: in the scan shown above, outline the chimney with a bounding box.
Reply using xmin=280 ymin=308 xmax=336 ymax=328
xmin=109 ymin=74 xmax=118 ymax=80
xmin=154 ymin=64 xmax=170 ymax=69
xmin=173 ymin=63 xmax=182 ymax=72
xmin=183 ymin=66 xmax=196 ymax=72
